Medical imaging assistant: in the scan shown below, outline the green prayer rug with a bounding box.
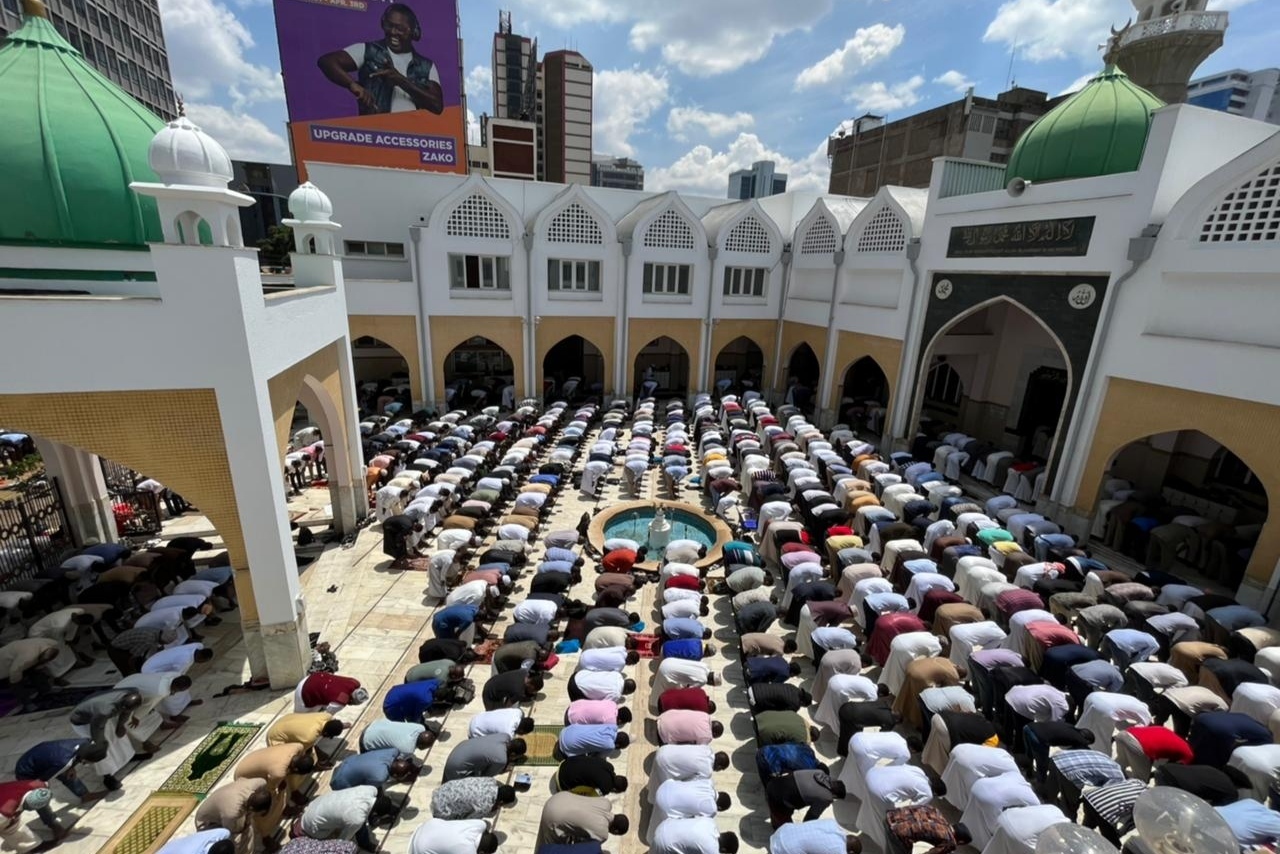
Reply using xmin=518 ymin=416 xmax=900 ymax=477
xmin=105 ymin=792 xmax=197 ymax=854
xmin=517 ymin=724 xmax=563 ymax=766
xmin=158 ymin=721 xmax=261 ymax=795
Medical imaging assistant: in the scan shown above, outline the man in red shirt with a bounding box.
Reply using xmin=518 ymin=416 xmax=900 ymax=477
xmin=295 ymin=672 xmax=368 ymax=713
xmin=1113 ymin=725 xmax=1193 ymax=781
xmin=657 ymin=686 xmax=716 ymax=714
xmin=665 ymin=574 xmax=703 ymax=592
xmin=0 ymin=781 xmax=72 ymax=850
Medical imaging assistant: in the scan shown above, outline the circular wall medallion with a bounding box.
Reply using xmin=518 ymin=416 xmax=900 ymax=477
xmin=934 ymin=279 xmax=953 ymax=300
xmin=1068 ymin=283 xmax=1097 ymax=310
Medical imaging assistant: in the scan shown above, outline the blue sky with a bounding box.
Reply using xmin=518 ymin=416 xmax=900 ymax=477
xmin=163 ymin=0 xmax=1276 ymax=196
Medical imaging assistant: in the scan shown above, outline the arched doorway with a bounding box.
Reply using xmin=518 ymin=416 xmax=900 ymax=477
xmin=713 ymin=336 xmax=765 ymax=397
xmin=634 ymin=337 xmax=690 ymax=399
xmin=1095 ymin=429 xmax=1269 ymax=593
xmin=542 ymin=335 xmax=605 ymax=403
xmin=785 ymin=343 xmax=820 ymax=413
xmin=443 ymin=336 xmax=516 ymax=410
xmin=912 ymin=298 xmax=1071 ymax=479
xmin=839 ymin=356 xmax=890 ymax=434
xmin=351 ymin=335 xmax=411 ymax=418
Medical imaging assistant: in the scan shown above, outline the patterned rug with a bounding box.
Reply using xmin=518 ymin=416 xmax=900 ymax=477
xmin=518 ymin=725 xmax=563 ymax=766
xmin=473 ymin=638 xmax=501 ymax=664
xmin=103 ymin=792 xmax=197 ymax=854
xmin=157 ymin=722 xmax=261 ymax=795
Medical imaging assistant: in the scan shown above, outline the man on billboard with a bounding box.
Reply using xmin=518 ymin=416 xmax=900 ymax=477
xmin=316 ymin=2 xmax=443 ymax=116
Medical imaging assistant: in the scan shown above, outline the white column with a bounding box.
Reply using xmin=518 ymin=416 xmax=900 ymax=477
xmin=32 ymin=438 xmax=114 ymax=546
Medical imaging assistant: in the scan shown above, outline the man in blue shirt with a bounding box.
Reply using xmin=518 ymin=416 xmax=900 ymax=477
xmin=432 ymin=604 xmax=480 ymax=641
xmin=383 ymin=680 xmax=444 ymax=723
xmin=744 ymin=656 xmax=801 ymax=685
xmin=660 ymin=618 xmax=711 ymax=641
xmin=15 ymin=739 xmax=110 ymax=801
xmin=331 ymin=747 xmax=419 ymax=794
xmin=556 ymin=725 xmax=629 ymax=758
xmin=662 ymin=639 xmax=712 ymax=661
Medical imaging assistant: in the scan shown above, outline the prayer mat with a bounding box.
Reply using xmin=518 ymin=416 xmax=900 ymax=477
xmin=517 ymin=725 xmax=563 ymax=766
xmin=0 ymin=684 xmax=115 ymax=716
xmin=403 ymin=557 xmax=433 ymax=572
xmin=104 ymin=792 xmax=197 ymax=854
xmin=632 ymin=634 xmax=659 ymax=658
xmin=158 ymin=722 xmax=261 ymax=795
xmin=474 ymin=639 xmax=501 ymax=663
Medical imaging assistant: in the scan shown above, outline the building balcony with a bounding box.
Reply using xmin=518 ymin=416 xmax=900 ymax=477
xmin=1115 ymin=10 xmax=1228 ymax=49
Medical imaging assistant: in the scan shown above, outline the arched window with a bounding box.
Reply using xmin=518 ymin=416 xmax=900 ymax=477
xmin=924 ymin=359 xmax=963 ymax=408
xmin=643 ymin=210 xmax=696 ymax=250
xmin=799 ymin=216 xmax=838 ymax=255
xmin=856 ymin=207 xmax=907 ymax=252
xmin=445 ymin=194 xmax=511 ymax=240
xmin=1200 ymin=160 xmax=1280 ymax=244
xmin=547 ymin=202 xmax=604 ymax=244
xmin=725 ymin=216 xmax=772 ymax=253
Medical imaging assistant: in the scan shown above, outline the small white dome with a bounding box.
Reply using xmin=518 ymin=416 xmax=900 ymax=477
xmin=289 ymin=181 xmax=334 ymax=223
xmin=148 ymin=116 xmax=234 ymax=188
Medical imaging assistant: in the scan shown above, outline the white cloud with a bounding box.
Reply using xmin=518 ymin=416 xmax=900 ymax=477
xmin=934 ymin=70 xmax=975 ymax=94
xmin=647 ymin=132 xmax=830 ymax=197
xmin=515 ymin=0 xmax=835 ymax=76
xmin=667 ymin=107 xmax=755 ymax=141
xmin=794 ymin=23 xmax=906 ymax=90
xmin=466 ymin=65 xmax=493 ymax=114
xmin=847 ymin=76 xmax=925 ymax=113
xmin=159 ymin=0 xmax=281 ymax=109
xmin=1207 ymin=0 xmax=1256 ymax=8
xmin=594 ymin=68 xmax=670 ymax=157
xmin=1059 ymin=72 xmax=1097 ymax=95
xmin=983 ymin=0 xmax=1129 ymax=63
xmin=185 ymin=102 xmax=290 ymax=163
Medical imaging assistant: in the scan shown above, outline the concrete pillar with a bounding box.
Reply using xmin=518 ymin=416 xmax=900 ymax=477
xmin=32 ymin=438 xmax=114 ymax=546
xmin=217 ymin=381 xmax=310 ymax=689
xmin=334 ymin=342 xmax=370 ymax=534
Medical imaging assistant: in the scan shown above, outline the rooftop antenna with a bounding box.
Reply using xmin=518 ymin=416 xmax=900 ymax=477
xmin=1005 ymin=34 xmax=1019 ymax=90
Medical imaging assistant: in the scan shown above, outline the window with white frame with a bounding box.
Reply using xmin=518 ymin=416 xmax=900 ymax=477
xmin=449 ymin=254 xmax=511 ymax=290
xmin=723 ymin=266 xmax=766 ymax=298
xmin=642 ymin=262 xmax=691 ymax=295
xmin=548 ymin=259 xmax=601 ymax=292
xmin=344 ymin=240 xmax=405 ymax=258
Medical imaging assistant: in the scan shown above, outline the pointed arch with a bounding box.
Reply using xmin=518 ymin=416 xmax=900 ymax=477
xmin=724 ymin=210 xmax=779 ymax=255
xmin=533 ymin=184 xmax=617 ymax=246
xmin=634 ymin=336 xmax=691 ymax=396
xmin=1167 ymin=130 xmax=1280 ymax=243
xmin=712 ymin=335 xmax=766 ymax=394
xmin=854 ymin=207 xmax=907 ymax=253
xmin=797 ymin=213 xmax=838 ymax=256
xmin=618 ymin=192 xmax=708 ymax=254
xmin=427 ymin=174 xmax=521 ymax=243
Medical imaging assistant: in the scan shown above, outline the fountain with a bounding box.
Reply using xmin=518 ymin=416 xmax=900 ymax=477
xmin=647 ymin=506 xmax=671 ymax=552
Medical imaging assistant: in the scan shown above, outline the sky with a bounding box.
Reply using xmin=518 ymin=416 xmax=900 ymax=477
xmin=165 ymin=0 xmax=1277 ymax=197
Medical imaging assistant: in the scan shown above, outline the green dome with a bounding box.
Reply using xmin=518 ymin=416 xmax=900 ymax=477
xmin=0 ymin=2 xmax=164 ymax=248
xmin=1006 ymin=66 xmax=1165 ymax=185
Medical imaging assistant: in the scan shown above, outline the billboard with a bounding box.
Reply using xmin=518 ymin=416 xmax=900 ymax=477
xmin=273 ymin=0 xmax=466 ymax=177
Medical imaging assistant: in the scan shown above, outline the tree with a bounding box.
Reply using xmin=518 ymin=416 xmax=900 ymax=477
xmin=257 ymin=225 xmax=294 ymax=268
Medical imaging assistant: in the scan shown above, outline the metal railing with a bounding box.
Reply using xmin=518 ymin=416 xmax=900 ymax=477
xmin=1116 ymin=11 xmax=1228 ymax=48
xmin=0 ymin=476 xmax=72 ymax=584
xmin=938 ymin=158 xmax=1008 ymax=199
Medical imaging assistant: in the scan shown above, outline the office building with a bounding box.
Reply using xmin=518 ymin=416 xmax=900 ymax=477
xmin=1188 ymin=68 xmax=1280 ymax=125
xmin=467 ymin=144 xmax=492 ymax=177
xmin=491 ymin=10 xmax=536 ymax=121
xmin=1 ymin=0 xmax=176 ymax=119
xmin=231 ymin=160 xmax=299 ymax=249
xmin=827 ymin=87 xmax=1052 ymax=195
xmin=539 ymin=50 xmax=592 ymax=185
xmin=482 ymin=115 xmax=537 ymax=180
xmin=729 ymin=160 xmax=787 ymax=199
xmin=591 ymin=156 xmax=644 ymax=191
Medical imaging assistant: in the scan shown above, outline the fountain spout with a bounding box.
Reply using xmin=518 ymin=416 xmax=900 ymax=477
xmin=647 ymin=506 xmax=671 ymax=553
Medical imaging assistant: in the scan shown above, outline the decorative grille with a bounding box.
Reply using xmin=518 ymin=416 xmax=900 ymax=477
xmin=643 ymin=210 xmax=696 ymax=250
xmin=445 ymin=194 xmax=512 ymax=240
xmin=857 ymin=207 xmax=907 ymax=252
xmin=799 ymin=216 xmax=838 ymax=255
xmin=548 ymin=203 xmax=604 ymax=244
xmin=725 ymin=216 xmax=772 ymax=253
xmin=1200 ymin=161 xmax=1280 ymax=244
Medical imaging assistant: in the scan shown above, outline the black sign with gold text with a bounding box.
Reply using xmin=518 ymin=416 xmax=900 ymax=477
xmin=947 ymin=216 xmax=1095 ymax=258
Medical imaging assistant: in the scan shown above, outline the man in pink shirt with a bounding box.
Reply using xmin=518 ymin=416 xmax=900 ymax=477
xmin=656 ymin=710 xmax=724 ymax=745
xmin=566 ymin=700 xmax=633 ymax=726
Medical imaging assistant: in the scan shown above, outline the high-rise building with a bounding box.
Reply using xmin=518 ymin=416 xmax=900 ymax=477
xmin=827 ymin=87 xmax=1052 ymax=196
xmin=591 ymin=156 xmax=644 ymax=191
xmin=231 ymin=160 xmax=299 ymax=249
xmin=539 ymin=50 xmax=592 ymax=186
xmin=491 ymin=10 xmax=536 ymax=121
xmin=1104 ymin=0 xmax=1227 ymax=105
xmin=1 ymin=0 xmax=176 ymax=119
xmin=729 ymin=160 xmax=787 ymax=199
xmin=1188 ymin=68 xmax=1280 ymax=125
xmin=482 ymin=115 xmax=537 ymax=181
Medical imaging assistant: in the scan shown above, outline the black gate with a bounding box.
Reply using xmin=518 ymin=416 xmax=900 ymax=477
xmin=99 ymin=459 xmax=164 ymax=539
xmin=0 ymin=477 xmax=72 ymax=583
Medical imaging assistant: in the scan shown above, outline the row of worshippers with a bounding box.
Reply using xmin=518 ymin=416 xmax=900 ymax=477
xmin=0 ymin=533 xmax=235 ymax=849
xmin=733 ymin=401 xmax=1280 ymax=852
xmin=154 ymin=397 xmax=573 ymax=854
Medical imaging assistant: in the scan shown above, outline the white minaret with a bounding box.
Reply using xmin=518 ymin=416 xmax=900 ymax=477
xmin=1106 ymin=0 xmax=1226 ymax=104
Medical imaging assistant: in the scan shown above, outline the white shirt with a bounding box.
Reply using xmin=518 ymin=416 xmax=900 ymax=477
xmin=409 ymin=818 xmax=487 ymax=854
xmin=446 ymin=580 xmax=490 ymax=607
xmin=656 ymin=658 xmax=710 ymax=690
xmin=468 ymin=708 xmax=523 ymax=740
xmin=579 ymin=647 xmax=628 ymax=672
xmin=134 ymin=607 xmax=185 ymax=631
xmin=983 ymin=805 xmax=1068 ymax=854
xmin=653 ymin=778 xmax=719 ymax=822
xmin=343 ymin=43 xmax=441 ymax=114
xmin=571 ymin=670 xmax=625 ymax=701
xmin=651 ymin=745 xmax=714 ymax=791
xmin=141 ymin=643 xmax=202 ymax=674
xmin=959 ymin=772 xmax=1040 ymax=848
xmin=663 ymin=600 xmax=703 ymax=620
xmin=513 ymin=600 xmax=558 ymax=625
xmin=650 ymin=816 xmax=719 ymax=854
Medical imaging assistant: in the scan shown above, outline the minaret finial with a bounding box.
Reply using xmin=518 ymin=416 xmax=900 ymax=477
xmin=21 ymin=0 xmax=48 ymax=19
xmin=176 ymin=94 xmax=186 ymax=117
